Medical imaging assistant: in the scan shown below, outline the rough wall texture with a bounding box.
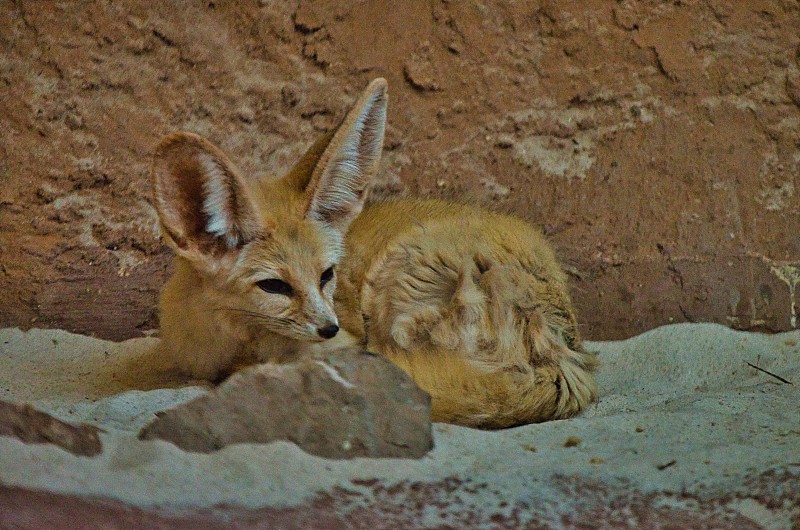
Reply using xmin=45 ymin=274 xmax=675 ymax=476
xmin=1 ymin=0 xmax=799 ymax=340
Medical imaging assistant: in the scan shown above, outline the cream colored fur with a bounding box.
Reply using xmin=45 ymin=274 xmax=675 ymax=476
xmin=150 ymin=78 xmax=598 ymax=427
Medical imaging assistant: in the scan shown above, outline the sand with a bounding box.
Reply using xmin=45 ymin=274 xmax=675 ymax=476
xmin=0 ymin=323 xmax=798 ymax=527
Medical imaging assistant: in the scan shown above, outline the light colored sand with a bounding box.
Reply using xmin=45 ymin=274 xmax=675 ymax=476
xmin=0 ymin=324 xmax=798 ymax=526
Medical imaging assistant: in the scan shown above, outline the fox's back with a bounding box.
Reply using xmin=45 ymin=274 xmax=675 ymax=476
xmin=340 ymin=198 xmax=577 ymax=338
xmin=344 ymin=199 xmax=566 ymax=286
xmin=336 ymin=199 xmax=594 ymax=428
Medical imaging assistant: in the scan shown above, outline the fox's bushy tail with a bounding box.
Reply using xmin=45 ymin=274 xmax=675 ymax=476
xmin=375 ymin=262 xmax=598 ymax=429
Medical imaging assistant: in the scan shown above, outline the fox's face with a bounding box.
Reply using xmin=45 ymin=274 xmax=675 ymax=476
xmin=152 ymin=79 xmax=387 ymax=344
xmin=213 ymin=219 xmax=344 ymax=342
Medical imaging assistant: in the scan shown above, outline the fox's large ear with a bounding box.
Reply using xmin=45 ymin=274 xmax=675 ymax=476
xmin=303 ymin=78 xmax=387 ymax=231
xmin=152 ymin=132 xmax=260 ymax=267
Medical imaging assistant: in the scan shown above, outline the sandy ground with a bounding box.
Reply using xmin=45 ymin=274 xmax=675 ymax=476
xmin=0 ymin=324 xmax=798 ymax=528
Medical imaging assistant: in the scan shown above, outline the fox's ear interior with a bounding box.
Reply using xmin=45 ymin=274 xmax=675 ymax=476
xmin=303 ymin=78 xmax=388 ymax=231
xmin=152 ymin=132 xmax=260 ymax=266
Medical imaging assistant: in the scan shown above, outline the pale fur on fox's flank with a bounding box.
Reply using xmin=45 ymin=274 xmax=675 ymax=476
xmin=149 ymin=78 xmax=598 ymax=428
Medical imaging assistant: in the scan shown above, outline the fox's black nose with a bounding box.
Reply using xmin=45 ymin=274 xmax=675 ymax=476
xmin=317 ymin=324 xmax=339 ymax=339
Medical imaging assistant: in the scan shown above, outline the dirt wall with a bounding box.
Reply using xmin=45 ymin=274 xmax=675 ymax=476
xmin=1 ymin=0 xmax=799 ymax=340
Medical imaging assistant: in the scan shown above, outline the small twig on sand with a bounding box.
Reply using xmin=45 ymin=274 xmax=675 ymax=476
xmin=657 ymin=460 xmax=676 ymax=471
xmin=745 ymin=361 xmax=793 ymax=385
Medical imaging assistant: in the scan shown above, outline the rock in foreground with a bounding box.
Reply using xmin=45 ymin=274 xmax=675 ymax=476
xmin=139 ymin=348 xmax=432 ymax=459
xmin=0 ymin=400 xmax=103 ymax=457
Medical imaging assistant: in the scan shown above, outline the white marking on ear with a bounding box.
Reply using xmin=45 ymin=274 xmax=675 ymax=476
xmin=316 ymin=91 xmax=385 ymax=214
xmin=307 ymin=80 xmax=388 ymax=230
xmin=152 ymin=132 xmax=259 ymax=264
xmin=200 ymin=154 xmax=238 ymax=248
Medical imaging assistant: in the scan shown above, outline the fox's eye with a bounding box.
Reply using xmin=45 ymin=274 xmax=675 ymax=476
xmin=320 ymin=266 xmax=334 ymax=288
xmin=257 ymin=278 xmax=294 ymax=296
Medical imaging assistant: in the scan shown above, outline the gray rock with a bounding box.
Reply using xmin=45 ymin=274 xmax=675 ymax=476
xmin=0 ymin=400 xmax=103 ymax=457
xmin=138 ymin=348 xmax=433 ymax=459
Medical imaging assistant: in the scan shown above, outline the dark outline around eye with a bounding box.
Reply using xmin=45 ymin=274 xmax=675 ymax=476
xmin=320 ymin=266 xmax=334 ymax=288
xmin=257 ymin=278 xmax=294 ymax=296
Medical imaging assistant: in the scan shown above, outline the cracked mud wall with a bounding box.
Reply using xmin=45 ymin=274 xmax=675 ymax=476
xmin=0 ymin=1 xmax=799 ymax=340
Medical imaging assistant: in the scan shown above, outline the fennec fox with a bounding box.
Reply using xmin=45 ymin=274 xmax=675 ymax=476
xmin=152 ymin=78 xmax=597 ymax=428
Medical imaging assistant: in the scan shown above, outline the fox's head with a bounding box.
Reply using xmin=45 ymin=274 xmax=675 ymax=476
xmin=152 ymin=79 xmax=387 ymax=343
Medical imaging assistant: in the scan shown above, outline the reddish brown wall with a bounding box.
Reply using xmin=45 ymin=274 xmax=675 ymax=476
xmin=1 ymin=1 xmax=799 ymax=340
